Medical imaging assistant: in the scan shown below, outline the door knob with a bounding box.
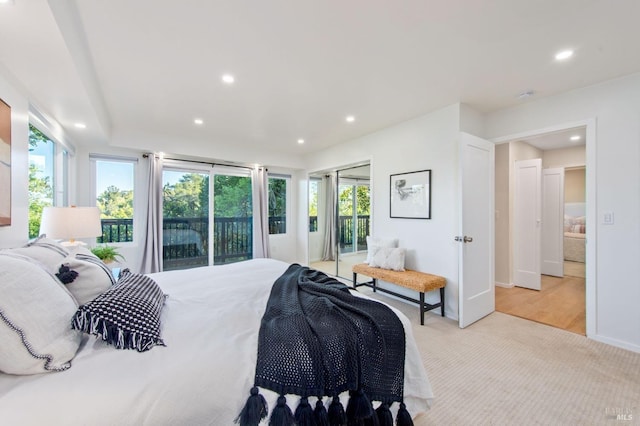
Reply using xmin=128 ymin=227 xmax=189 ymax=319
xmin=454 ymin=236 xmax=463 ymax=242
xmin=463 ymin=236 xmax=473 ymax=243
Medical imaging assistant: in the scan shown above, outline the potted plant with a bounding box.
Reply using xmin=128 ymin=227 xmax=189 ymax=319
xmin=91 ymin=245 xmax=125 ymax=264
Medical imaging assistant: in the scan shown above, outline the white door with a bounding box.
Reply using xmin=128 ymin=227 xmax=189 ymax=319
xmin=513 ymin=159 xmax=542 ymax=290
xmin=459 ymin=132 xmax=495 ymax=328
xmin=541 ymin=168 xmax=564 ymax=277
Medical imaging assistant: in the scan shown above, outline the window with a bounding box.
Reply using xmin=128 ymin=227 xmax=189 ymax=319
xmin=213 ymin=172 xmax=252 ymax=264
xmin=161 ymin=164 xmax=253 ymax=270
xmin=162 ymin=169 xmax=210 ymax=270
xmin=338 ymin=180 xmax=370 ymax=253
xmin=309 ymin=179 xmax=319 ymax=232
xmin=28 ymin=124 xmax=68 ymax=239
xmin=268 ymin=176 xmax=288 ymax=234
xmin=92 ymin=156 xmax=136 ymax=243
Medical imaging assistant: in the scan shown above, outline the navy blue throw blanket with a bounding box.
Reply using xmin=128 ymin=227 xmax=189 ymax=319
xmin=236 ymin=264 xmax=413 ymax=426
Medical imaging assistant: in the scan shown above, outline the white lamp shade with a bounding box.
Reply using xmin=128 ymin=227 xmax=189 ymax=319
xmin=39 ymin=207 xmax=102 ymax=241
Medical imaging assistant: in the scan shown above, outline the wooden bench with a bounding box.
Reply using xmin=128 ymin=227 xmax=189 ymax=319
xmin=352 ymin=263 xmax=446 ymax=325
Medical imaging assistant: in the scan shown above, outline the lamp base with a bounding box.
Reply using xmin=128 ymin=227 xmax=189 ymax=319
xmin=60 ymin=241 xmax=88 ymax=247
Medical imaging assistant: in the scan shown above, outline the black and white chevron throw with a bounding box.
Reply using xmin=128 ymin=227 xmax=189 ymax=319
xmin=72 ymin=269 xmax=167 ymax=352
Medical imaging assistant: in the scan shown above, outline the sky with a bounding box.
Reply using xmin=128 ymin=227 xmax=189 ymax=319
xmin=96 ymin=160 xmax=134 ymax=194
xmin=96 ymin=162 xmax=199 ymax=195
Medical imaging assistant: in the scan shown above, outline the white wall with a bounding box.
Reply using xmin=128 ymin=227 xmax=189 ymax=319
xmin=543 ymin=145 xmax=585 ymax=169
xmin=485 ymin=72 xmax=640 ymax=352
xmin=304 ymin=104 xmax=462 ymax=319
xmin=564 ymin=168 xmax=586 ymax=204
xmin=494 ymin=143 xmax=510 ymax=285
xmin=0 ymin=70 xmax=30 ymax=248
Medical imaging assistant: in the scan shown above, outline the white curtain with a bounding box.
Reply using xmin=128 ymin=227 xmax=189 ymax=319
xmin=251 ymin=166 xmax=270 ymax=258
xmin=139 ymin=154 xmax=163 ymax=273
xmin=321 ymin=174 xmax=336 ymax=261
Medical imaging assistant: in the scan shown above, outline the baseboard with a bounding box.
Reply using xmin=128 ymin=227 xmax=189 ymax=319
xmin=590 ymin=334 xmax=640 ymax=354
xmin=495 ymin=281 xmax=513 ymax=288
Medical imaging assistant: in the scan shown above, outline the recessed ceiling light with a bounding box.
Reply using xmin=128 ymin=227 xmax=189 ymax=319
xmin=0 ymin=0 xmax=15 ymax=6
xmin=570 ymin=135 xmax=581 ymax=141
xmin=194 ymin=118 xmax=204 ymax=125
xmin=222 ymin=74 xmax=235 ymax=84
xmin=297 ymin=139 xmax=305 ymax=144
xmin=346 ymin=115 xmax=355 ymax=123
xmin=74 ymin=123 xmax=86 ymax=129
xmin=555 ymin=49 xmax=574 ymax=61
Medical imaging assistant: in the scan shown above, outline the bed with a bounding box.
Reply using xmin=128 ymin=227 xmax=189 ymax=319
xmin=564 ymin=203 xmax=586 ymax=263
xmin=564 ymin=232 xmax=585 ymax=262
xmin=0 ymin=254 xmax=433 ymax=425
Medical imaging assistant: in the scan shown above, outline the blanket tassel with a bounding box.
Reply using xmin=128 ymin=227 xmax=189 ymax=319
xmin=295 ymin=397 xmax=315 ymax=426
xmin=375 ymin=403 xmax=393 ymax=426
xmin=314 ymin=398 xmax=330 ymax=426
xmin=395 ymin=403 xmax=414 ymax=426
xmin=328 ymin=395 xmax=347 ymax=426
xmin=235 ymin=387 xmax=268 ymax=426
xmin=270 ymin=395 xmax=294 ymax=426
xmin=346 ymin=389 xmax=374 ymax=422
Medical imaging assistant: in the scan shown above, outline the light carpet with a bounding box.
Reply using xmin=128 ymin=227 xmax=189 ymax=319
xmin=357 ymin=287 xmax=640 ymax=426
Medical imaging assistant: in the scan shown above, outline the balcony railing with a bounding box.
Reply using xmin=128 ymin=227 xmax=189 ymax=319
xmin=98 ymin=218 xmax=134 ymax=243
xmin=100 ymin=214 xmax=368 ymax=270
xmin=338 ymin=215 xmax=370 ymax=252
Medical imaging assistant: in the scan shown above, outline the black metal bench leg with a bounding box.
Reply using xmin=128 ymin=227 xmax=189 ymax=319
xmin=420 ymin=292 xmax=425 ymax=325
xmin=440 ymin=287 xmax=445 ymax=317
xmin=352 ymin=272 xmax=357 ymax=289
xmin=372 ymin=278 xmax=377 ymax=292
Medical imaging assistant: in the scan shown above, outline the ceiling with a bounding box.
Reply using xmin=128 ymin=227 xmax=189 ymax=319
xmin=0 ymin=1 xmax=638 ymax=167
xmin=519 ymin=126 xmax=586 ymax=151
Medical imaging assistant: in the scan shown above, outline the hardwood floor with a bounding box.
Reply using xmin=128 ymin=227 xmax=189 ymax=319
xmin=495 ymin=270 xmax=586 ymax=335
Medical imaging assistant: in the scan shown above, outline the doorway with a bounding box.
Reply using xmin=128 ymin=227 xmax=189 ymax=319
xmin=494 ymin=126 xmax=587 ymax=335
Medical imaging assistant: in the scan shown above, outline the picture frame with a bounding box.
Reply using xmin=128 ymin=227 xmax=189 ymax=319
xmin=390 ymin=169 xmax=431 ymax=219
xmin=0 ymin=98 xmax=11 ymax=227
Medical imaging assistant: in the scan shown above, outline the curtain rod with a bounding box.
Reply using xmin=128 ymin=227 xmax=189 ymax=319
xmin=142 ymin=153 xmax=255 ymax=171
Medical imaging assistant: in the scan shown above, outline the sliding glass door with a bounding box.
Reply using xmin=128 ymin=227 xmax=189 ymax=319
xmin=308 ymin=164 xmax=371 ymax=280
xmin=338 ymin=179 xmax=370 ymax=255
xmin=162 ymin=169 xmax=210 ymax=270
xmin=162 ymin=164 xmax=252 ymax=270
xmin=336 ymin=166 xmax=371 ymax=280
xmin=212 ymin=173 xmax=252 ymax=265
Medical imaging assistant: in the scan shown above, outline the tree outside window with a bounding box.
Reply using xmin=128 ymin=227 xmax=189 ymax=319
xmin=28 ymin=125 xmax=54 ymax=239
xmin=95 ymin=159 xmax=135 ymax=243
xmin=268 ymin=177 xmax=287 ymax=234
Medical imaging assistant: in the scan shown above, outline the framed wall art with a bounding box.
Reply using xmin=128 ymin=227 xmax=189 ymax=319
xmin=390 ymin=169 xmax=431 ymax=219
xmin=0 ymin=98 xmax=11 ymax=226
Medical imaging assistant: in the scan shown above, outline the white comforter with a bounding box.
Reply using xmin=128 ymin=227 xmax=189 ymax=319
xmin=0 ymin=259 xmax=433 ymax=425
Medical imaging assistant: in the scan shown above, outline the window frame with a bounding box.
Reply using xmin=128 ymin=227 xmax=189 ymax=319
xmin=90 ymin=154 xmax=138 ymax=246
xmin=27 ymin=121 xmax=71 ymax=239
xmin=267 ymin=174 xmax=290 ymax=236
xmin=308 ymin=177 xmax=321 ymax=233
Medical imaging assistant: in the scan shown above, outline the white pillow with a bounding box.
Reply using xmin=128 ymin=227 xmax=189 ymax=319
xmin=0 ymin=253 xmax=82 ymax=375
xmin=365 ymin=236 xmax=399 ymax=264
xmin=57 ymin=248 xmax=116 ymax=305
xmin=368 ymin=246 xmax=406 ymax=271
xmin=3 ymin=236 xmax=69 ymax=272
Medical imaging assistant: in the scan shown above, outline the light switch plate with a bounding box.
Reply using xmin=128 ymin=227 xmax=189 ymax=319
xmin=603 ymin=211 xmax=614 ymax=225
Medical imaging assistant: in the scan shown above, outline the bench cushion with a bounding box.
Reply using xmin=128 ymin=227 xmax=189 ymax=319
xmin=352 ymin=263 xmax=446 ymax=293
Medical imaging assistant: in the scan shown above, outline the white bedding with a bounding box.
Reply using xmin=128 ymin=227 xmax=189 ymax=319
xmin=0 ymin=258 xmax=433 ymax=425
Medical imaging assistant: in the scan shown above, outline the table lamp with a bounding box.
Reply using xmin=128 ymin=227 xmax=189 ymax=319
xmin=39 ymin=206 xmax=102 ymax=246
